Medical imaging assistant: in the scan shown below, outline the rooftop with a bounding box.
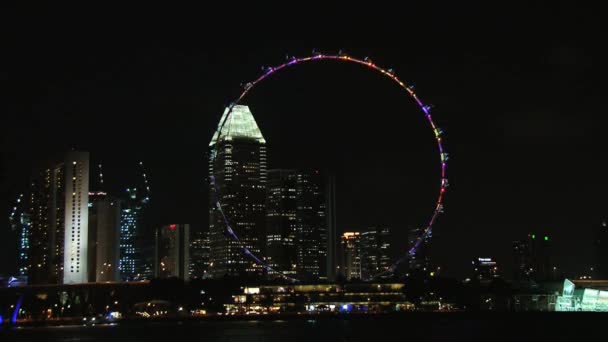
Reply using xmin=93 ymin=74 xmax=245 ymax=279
xmin=209 ymin=105 xmax=266 ymax=146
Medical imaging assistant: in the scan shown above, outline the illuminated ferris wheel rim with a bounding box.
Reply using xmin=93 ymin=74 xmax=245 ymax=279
xmin=212 ymin=52 xmax=448 ymax=280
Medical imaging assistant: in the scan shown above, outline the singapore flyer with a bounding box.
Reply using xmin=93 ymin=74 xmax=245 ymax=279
xmin=211 ymin=52 xmax=448 ymax=281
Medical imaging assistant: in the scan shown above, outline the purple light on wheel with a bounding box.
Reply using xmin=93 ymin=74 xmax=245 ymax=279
xmin=213 ymin=53 xmax=448 ymax=281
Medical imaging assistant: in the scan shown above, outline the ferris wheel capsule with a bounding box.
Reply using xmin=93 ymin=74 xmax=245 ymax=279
xmin=423 ymin=104 xmax=435 ymax=112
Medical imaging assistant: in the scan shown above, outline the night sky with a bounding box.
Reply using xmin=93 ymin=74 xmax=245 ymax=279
xmin=1 ymin=4 xmax=606 ymax=279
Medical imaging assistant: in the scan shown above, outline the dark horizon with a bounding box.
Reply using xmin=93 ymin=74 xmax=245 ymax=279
xmin=1 ymin=4 xmax=606 ymax=281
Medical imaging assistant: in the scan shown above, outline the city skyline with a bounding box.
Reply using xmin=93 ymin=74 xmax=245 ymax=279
xmin=2 ymin=8 xmax=606 ymax=280
xmin=4 ymin=7 xmax=608 ymax=342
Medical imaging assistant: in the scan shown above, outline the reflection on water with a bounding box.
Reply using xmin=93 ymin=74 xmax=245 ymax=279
xmin=0 ymin=314 xmax=604 ymax=342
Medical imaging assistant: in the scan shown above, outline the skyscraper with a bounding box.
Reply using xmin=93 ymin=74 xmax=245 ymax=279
xmin=17 ymin=213 xmax=31 ymax=277
xmin=360 ymin=227 xmax=391 ymax=280
xmin=189 ymin=229 xmax=211 ymax=279
xmin=155 ymin=224 xmax=190 ymax=280
xmin=325 ymin=173 xmax=337 ymax=281
xmin=265 ymin=169 xmax=328 ymax=280
xmin=10 ymin=204 xmax=30 ymax=278
xmin=88 ymin=192 xmax=121 ymax=282
xmin=28 ymin=164 xmax=61 ymax=284
xmin=62 ymin=152 xmax=90 ymax=284
xmin=208 ymin=105 xmax=267 ymax=278
xmin=119 ymin=187 xmax=150 ymax=281
xmin=340 ymin=232 xmax=362 ymax=281
xmin=512 ymin=239 xmax=533 ymax=282
xmin=295 ymin=170 xmax=327 ymax=280
xmin=512 ymin=233 xmax=552 ymax=282
xmin=593 ymin=220 xmax=608 ymax=279
xmin=27 ymin=151 xmax=90 ymax=284
xmin=265 ymin=169 xmax=298 ymax=277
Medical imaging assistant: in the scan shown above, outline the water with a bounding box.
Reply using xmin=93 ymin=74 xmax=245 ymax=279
xmin=0 ymin=313 xmax=605 ymax=341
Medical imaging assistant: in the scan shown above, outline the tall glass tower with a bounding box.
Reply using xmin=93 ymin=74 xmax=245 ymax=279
xmin=294 ymin=170 xmax=327 ymax=280
xmin=17 ymin=213 xmax=31 ymax=277
xmin=265 ymin=170 xmax=298 ymax=277
xmin=10 ymin=195 xmax=30 ymax=278
xmin=209 ymin=105 xmax=267 ymax=278
xmin=360 ymin=227 xmax=391 ymax=279
xmin=340 ymin=232 xmax=362 ymax=281
xmin=119 ymin=187 xmax=150 ymax=281
xmin=266 ymin=169 xmax=328 ymax=280
xmin=189 ymin=229 xmax=211 ymax=279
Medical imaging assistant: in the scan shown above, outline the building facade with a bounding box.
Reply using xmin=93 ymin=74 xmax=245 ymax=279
xmin=88 ymin=192 xmax=121 ymax=282
xmin=225 ymin=283 xmax=412 ymax=314
xmin=340 ymin=232 xmax=362 ymax=281
xmin=265 ymin=170 xmax=298 ymax=277
xmin=119 ymin=187 xmax=151 ymax=281
xmin=473 ymin=257 xmax=500 ymax=282
xmin=512 ymin=233 xmax=552 ymax=282
xmin=155 ymin=224 xmax=190 ymax=280
xmin=556 ymin=279 xmax=608 ymax=312
xmin=189 ymin=229 xmax=211 ymax=279
xmin=62 ymin=152 xmax=90 ymax=284
xmin=9 ymin=207 xmax=30 ymax=278
xmin=325 ymin=174 xmax=337 ymax=281
xmin=27 ymin=151 xmax=90 ymax=285
xmin=208 ymin=105 xmax=267 ymax=278
xmin=360 ymin=227 xmax=391 ymax=280
xmin=295 ymin=170 xmax=327 ymax=280
xmin=28 ymin=164 xmax=61 ymax=284
xmin=265 ymin=169 xmax=328 ymax=280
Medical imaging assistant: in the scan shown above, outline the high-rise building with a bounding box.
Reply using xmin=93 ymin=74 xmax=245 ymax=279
xmin=360 ymin=227 xmax=391 ymax=280
xmin=407 ymin=227 xmax=431 ymax=274
xmin=28 ymin=164 xmax=62 ymax=284
xmin=88 ymin=192 xmax=121 ymax=282
xmin=119 ymin=187 xmax=150 ymax=281
xmin=340 ymin=232 xmax=362 ymax=281
xmin=512 ymin=233 xmax=552 ymax=282
xmin=10 ymin=196 xmax=30 ymax=278
xmin=325 ymin=173 xmax=337 ymax=281
xmin=62 ymin=152 xmax=90 ymax=284
xmin=512 ymin=239 xmax=533 ymax=282
xmin=473 ymin=257 xmax=500 ymax=282
xmin=27 ymin=151 xmax=90 ymax=285
xmin=265 ymin=169 xmax=328 ymax=280
xmin=155 ymin=224 xmax=190 ymax=280
xmin=17 ymin=213 xmax=31 ymax=277
xmin=265 ymin=170 xmax=298 ymax=277
xmin=189 ymin=229 xmax=211 ymax=279
xmin=295 ymin=170 xmax=327 ymax=280
xmin=593 ymin=220 xmax=608 ymax=279
xmin=208 ymin=105 xmax=267 ymax=278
